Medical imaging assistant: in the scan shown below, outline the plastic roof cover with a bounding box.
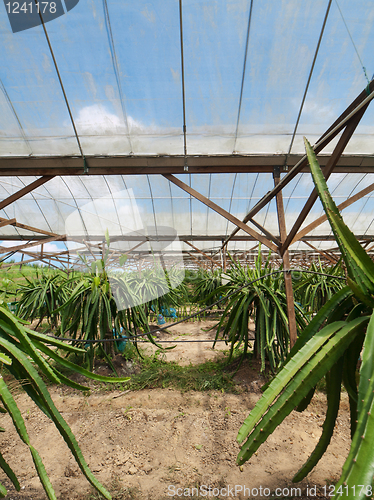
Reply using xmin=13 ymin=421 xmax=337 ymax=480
xmin=1 ymin=0 xmax=374 ymax=255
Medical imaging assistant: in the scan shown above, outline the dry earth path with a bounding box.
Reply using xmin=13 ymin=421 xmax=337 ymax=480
xmin=0 ymin=320 xmax=350 ymax=500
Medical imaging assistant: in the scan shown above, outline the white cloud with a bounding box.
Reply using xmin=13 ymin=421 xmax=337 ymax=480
xmin=0 ymin=241 xmax=64 ymax=254
xmin=0 ymin=240 xmax=18 ymax=248
xmin=64 ymin=188 xmax=144 ymax=239
xmin=25 ymin=242 xmax=62 ymax=254
xmin=76 ymin=104 xmax=126 ymax=135
xmin=0 ymin=241 xmax=60 ymax=252
xmin=75 ymin=104 xmax=146 ymax=136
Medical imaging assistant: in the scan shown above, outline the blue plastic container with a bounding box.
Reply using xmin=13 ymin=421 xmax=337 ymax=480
xmin=157 ymin=314 xmax=166 ymax=325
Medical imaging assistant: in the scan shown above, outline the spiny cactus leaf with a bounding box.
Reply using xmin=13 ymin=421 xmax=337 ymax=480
xmin=33 ymin=340 xmax=130 ymax=384
xmin=0 ymin=338 xmax=112 ymax=500
xmin=304 ymin=137 xmax=374 ymax=296
xmin=0 ymin=376 xmax=30 ymax=445
xmin=0 ymin=353 xmax=11 ymax=365
xmin=0 ymin=481 xmax=7 ymax=498
xmin=29 ymin=446 xmax=57 ymax=500
xmin=237 ymin=316 xmax=368 ymax=465
xmin=335 ymin=311 xmax=374 ymax=498
xmin=0 ymin=445 xmax=20 ymax=491
xmin=237 ymin=320 xmax=346 ymax=444
xmin=293 ymin=356 xmax=343 ymax=482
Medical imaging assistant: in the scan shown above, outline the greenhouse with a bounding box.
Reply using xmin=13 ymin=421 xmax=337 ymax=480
xmin=1 ymin=0 xmax=374 ymax=499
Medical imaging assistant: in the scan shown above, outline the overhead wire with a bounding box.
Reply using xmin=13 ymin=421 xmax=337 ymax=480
xmin=177 ymin=1 xmax=193 ymax=248
xmin=16 ymin=177 xmax=55 ymax=237
xmin=224 ymin=174 xmax=238 ymax=238
xmin=0 ymin=79 xmax=32 ymax=155
xmin=35 ymin=1 xmax=86 ymax=168
xmin=285 ymin=0 xmax=332 ymax=164
xmin=299 ymin=0 xmax=374 ymax=244
xmin=178 ymin=0 xmax=188 ymax=163
xmin=232 ymin=0 xmax=254 ymax=154
xmin=102 ymin=0 xmax=133 ymax=154
xmin=335 ymin=0 xmax=371 ymax=89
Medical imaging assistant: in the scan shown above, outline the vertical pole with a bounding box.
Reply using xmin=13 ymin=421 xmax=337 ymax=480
xmin=222 ymin=240 xmax=227 ymax=272
xmin=273 ymin=167 xmax=297 ymax=348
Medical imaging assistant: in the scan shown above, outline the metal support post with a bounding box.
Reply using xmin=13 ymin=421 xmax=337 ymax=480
xmin=273 ymin=167 xmax=298 ymax=348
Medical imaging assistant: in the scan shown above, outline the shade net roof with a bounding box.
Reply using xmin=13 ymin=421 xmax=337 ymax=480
xmin=1 ymin=0 xmax=374 ymax=257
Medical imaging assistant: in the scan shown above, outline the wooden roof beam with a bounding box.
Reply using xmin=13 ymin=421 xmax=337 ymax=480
xmin=0 ymin=176 xmax=54 ymax=211
xmin=184 ymin=241 xmax=221 ymax=268
xmin=0 ymin=234 xmax=65 ymax=254
xmin=0 ymin=218 xmax=16 ymax=228
xmin=303 ymin=241 xmax=339 ymax=265
xmin=247 ymin=82 xmax=374 ymax=220
xmin=292 ymin=181 xmax=374 ymax=244
xmin=0 ymin=217 xmax=59 ymax=237
xmin=280 ymin=102 xmax=369 ymax=255
xmin=163 ymin=174 xmax=278 ymax=253
xmin=220 ymin=81 xmax=374 ymax=251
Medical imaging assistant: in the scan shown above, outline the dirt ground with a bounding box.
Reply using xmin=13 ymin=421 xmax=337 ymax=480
xmin=0 ymin=320 xmax=351 ymax=500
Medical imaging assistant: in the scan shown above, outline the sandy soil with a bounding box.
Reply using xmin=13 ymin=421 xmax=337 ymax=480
xmin=0 ymin=320 xmax=351 ymax=500
xmin=136 ymin=319 xmax=233 ymax=365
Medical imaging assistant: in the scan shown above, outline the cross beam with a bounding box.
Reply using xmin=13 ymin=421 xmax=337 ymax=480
xmin=220 ymin=81 xmax=374 ymax=251
xmin=0 ymin=176 xmax=54 ymax=211
xmin=292 ymin=182 xmax=374 ymax=244
xmin=163 ymin=174 xmax=278 ymax=253
xmin=280 ymin=101 xmax=370 ymax=255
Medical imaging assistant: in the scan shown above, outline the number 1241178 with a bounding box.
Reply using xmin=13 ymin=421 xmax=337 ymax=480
xmin=5 ymin=2 xmax=57 ymax=14
xmin=323 ymin=485 xmax=373 ymax=497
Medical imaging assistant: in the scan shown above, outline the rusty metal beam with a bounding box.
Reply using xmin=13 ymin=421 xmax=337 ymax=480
xmin=281 ymin=102 xmax=369 ymax=255
xmin=273 ymin=167 xmax=297 ymax=348
xmin=292 ymin=181 xmax=374 ymax=244
xmin=0 ymin=176 xmax=55 ymax=211
xmin=184 ymin=240 xmax=221 ymax=268
xmin=0 ymin=235 xmax=65 ymax=254
xmin=163 ymin=174 xmax=278 ymax=253
xmin=219 ymin=82 xmax=374 ymax=251
xmin=1 ymin=154 xmax=374 ymax=176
